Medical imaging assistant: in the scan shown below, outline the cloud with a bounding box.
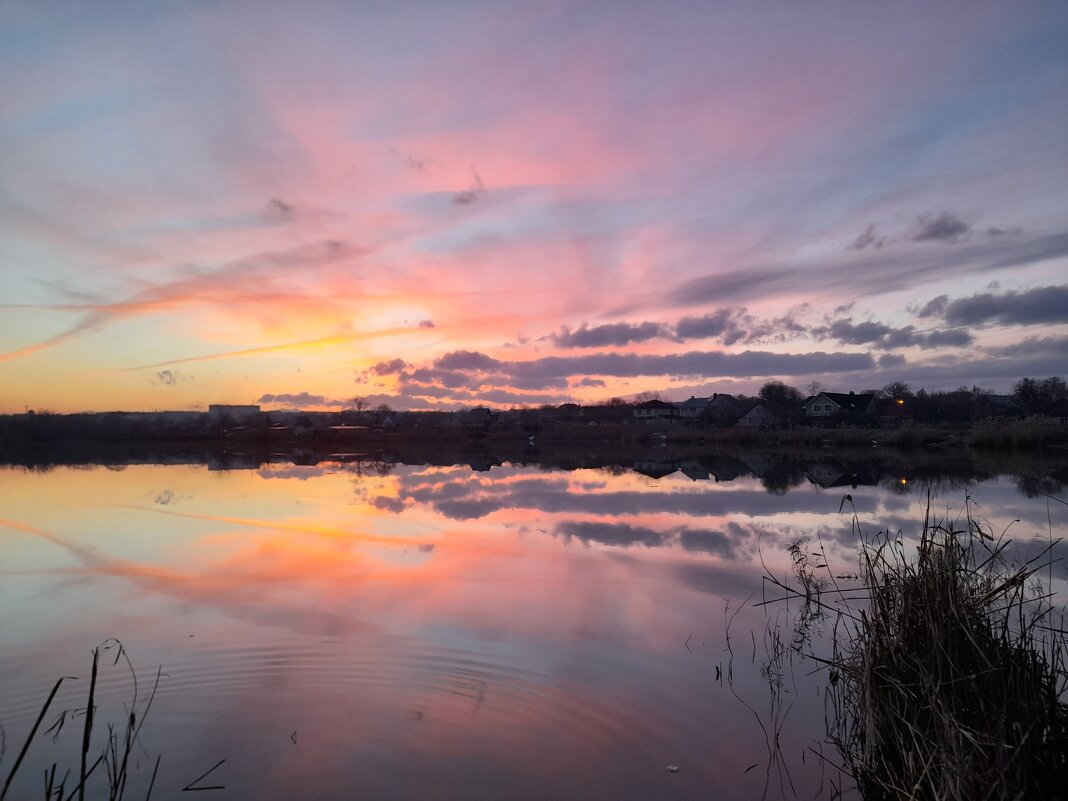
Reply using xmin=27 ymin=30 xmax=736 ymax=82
xmin=938 ymin=285 xmax=1068 ymax=327
xmin=1 ymin=239 xmax=369 ymax=364
xmin=406 ymin=367 xmax=475 ymax=389
xmin=921 ymin=328 xmax=974 ymax=347
xmin=418 ymin=319 xmax=436 ymax=328
xmin=813 ymin=318 xmax=972 ymax=350
xmin=551 ymin=321 xmax=671 ymax=348
xmin=986 ymin=226 xmax=1022 ymax=238
xmin=434 ymin=350 xmax=503 ymax=371
xmin=496 ymin=348 xmax=876 ymax=388
xmin=370 ymin=347 xmax=876 ymax=400
xmin=675 ymin=308 xmax=743 ymax=341
xmin=556 ymin=521 xmax=666 ymax=548
xmin=264 ymin=197 xmax=294 ymax=222
xmin=675 ymin=529 xmax=738 ymax=558
xmin=639 ymin=231 xmax=1068 ymax=314
xmin=155 ymin=369 xmax=178 ymax=385
xmin=257 ymin=392 xmax=339 ymax=407
xmin=911 ymin=211 xmax=970 ymax=244
xmin=371 ymin=358 xmax=408 ymax=375
xmin=985 ymin=333 xmax=1068 ymax=359
xmin=915 ymin=294 xmax=949 ymax=318
xmin=453 ymin=170 xmax=486 ymax=204
xmin=850 ymin=224 xmax=885 ymax=250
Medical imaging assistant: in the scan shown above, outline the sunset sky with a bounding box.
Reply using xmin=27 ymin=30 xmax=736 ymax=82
xmin=2 ymin=1 xmax=1066 ymax=413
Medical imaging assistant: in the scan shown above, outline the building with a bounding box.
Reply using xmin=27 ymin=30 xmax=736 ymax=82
xmin=737 ymin=401 xmax=798 ymax=429
xmin=675 ymin=396 xmax=710 ymax=420
xmin=803 ymin=392 xmax=875 ymax=420
xmin=633 ymin=399 xmax=680 ymax=425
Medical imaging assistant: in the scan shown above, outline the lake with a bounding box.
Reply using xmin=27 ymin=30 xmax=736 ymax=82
xmin=1 ymin=450 xmax=1065 ymax=800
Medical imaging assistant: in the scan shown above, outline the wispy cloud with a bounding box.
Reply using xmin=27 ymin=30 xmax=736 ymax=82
xmin=910 ymin=211 xmax=971 ymax=244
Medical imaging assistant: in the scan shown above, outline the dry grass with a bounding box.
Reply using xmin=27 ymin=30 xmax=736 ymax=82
xmin=970 ymin=417 xmax=1068 ymax=451
xmin=0 ymin=641 xmax=166 ymax=801
xmin=765 ymin=496 xmax=1068 ymax=800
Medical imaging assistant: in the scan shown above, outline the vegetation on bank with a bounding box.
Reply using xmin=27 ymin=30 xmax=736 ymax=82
xmin=767 ymin=499 xmax=1068 ymax=800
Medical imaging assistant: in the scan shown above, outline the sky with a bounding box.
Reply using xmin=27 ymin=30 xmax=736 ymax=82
xmin=1 ymin=0 xmax=1066 ymax=413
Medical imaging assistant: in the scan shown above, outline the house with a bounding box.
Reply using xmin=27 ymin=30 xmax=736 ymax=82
xmin=675 ymin=396 xmax=710 ymax=420
xmin=737 ymin=401 xmax=798 ymax=430
xmin=706 ymin=393 xmax=743 ymax=426
xmin=803 ymin=392 xmax=875 ymax=421
xmin=633 ymin=399 xmax=679 ymax=425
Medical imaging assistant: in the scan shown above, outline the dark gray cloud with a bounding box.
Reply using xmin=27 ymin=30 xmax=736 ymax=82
xmin=155 ymin=369 xmax=177 ymax=385
xmin=453 ymin=171 xmax=486 ymax=204
xmin=811 ymin=318 xmax=972 ymax=350
xmin=406 ymin=367 xmax=476 ymax=389
xmin=385 ymin=348 xmax=875 ymax=398
xmin=264 ymin=197 xmax=294 ymax=222
xmin=418 ymin=319 xmax=436 ymax=328
xmin=551 ymin=321 xmax=670 ymax=348
xmin=939 ymin=285 xmax=1068 ymax=327
xmin=640 ymin=231 xmax=1068 ymax=313
xmin=676 ymin=529 xmax=737 ymax=557
xmin=371 ymin=358 xmax=408 ymax=375
xmin=921 ymin=328 xmax=974 ymax=347
xmin=675 ymin=308 xmax=744 ymax=341
xmin=915 ymin=295 xmax=949 ymax=318
xmin=986 ymin=226 xmax=1022 ymax=238
xmin=556 ymin=521 xmax=667 ymax=548
xmin=878 ymin=353 xmax=906 ymax=367
xmin=434 ymin=350 xmax=503 ymax=371
xmin=396 ymin=473 xmax=881 ymax=521
xmin=373 ymin=496 xmax=406 ymax=513
xmin=500 ymin=349 xmax=875 ymax=386
xmin=821 ymin=319 xmax=892 ymax=345
xmin=985 ymin=334 xmax=1068 ymax=359
xmin=477 ymin=388 xmax=569 ymax=405
xmin=911 ymin=211 xmax=970 ymax=244
xmin=850 ymin=224 xmax=886 ymax=250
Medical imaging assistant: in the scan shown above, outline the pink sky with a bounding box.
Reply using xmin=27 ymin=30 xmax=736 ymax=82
xmin=1 ymin=1 xmax=1067 ymax=412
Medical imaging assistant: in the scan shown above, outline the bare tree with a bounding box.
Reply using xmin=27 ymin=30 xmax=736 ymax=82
xmin=758 ymin=381 xmax=802 ymax=405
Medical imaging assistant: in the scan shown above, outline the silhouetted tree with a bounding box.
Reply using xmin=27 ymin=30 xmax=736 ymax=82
xmin=882 ymin=381 xmax=914 ymax=399
xmin=633 ymin=391 xmax=662 ymax=403
xmin=758 ymin=381 xmax=802 ymax=405
xmin=1039 ymin=376 xmax=1067 ymax=401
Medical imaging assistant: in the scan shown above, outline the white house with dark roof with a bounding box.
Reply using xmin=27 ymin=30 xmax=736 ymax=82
xmin=675 ymin=396 xmax=710 ymax=420
xmin=803 ymin=391 xmax=875 ymax=419
xmin=633 ymin=399 xmax=680 ymax=425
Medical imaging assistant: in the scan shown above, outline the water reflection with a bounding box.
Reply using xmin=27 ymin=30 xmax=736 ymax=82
xmin=0 ymin=452 xmax=1065 ymax=800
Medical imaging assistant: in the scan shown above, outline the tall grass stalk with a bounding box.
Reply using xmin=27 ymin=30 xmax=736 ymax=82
xmin=765 ymin=496 xmax=1068 ymax=800
xmin=0 ymin=641 xmax=164 ymax=801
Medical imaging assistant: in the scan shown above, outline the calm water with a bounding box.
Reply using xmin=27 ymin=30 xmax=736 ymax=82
xmin=1 ymin=453 xmax=1065 ymax=800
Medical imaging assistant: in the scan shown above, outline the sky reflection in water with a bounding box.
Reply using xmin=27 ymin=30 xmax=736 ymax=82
xmin=1 ymin=459 xmax=1065 ymax=800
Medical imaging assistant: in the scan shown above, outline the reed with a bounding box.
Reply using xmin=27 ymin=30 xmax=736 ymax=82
xmin=0 ymin=640 xmax=164 ymax=801
xmin=767 ymin=497 xmax=1068 ymax=799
